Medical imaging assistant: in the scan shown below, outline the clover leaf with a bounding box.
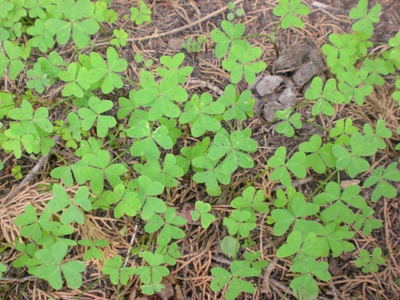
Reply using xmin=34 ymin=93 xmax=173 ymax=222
xmin=77 ymin=96 xmax=116 ymax=138
xmin=313 ymin=182 xmax=366 ymax=224
xmin=32 ymin=241 xmax=85 ymax=290
xmin=306 ymin=78 xmax=344 ymax=116
xmin=192 ymin=155 xmax=231 ymax=196
xmin=208 ymin=128 xmax=258 ymax=175
xmin=135 ymin=71 xmax=188 ymax=121
xmin=363 ymin=162 xmax=400 ymax=202
xmin=268 ymin=146 xmax=307 ymax=187
xmin=0 ymin=41 xmax=26 ymax=79
xmin=102 ymin=255 xmax=136 ymax=285
xmin=130 ymin=1 xmax=152 ymax=25
xmin=349 ymin=0 xmax=381 ymax=37
xmin=222 ymin=43 xmax=266 ymax=84
xmin=273 ymin=0 xmax=310 ymax=29
xmin=299 ymin=134 xmax=336 ymax=174
xmin=136 ymin=251 xmax=170 ymax=295
xmin=78 ymin=238 xmax=110 ymax=260
xmin=179 ymin=93 xmax=225 ymax=137
xmin=355 ymin=247 xmax=386 ymax=273
xmin=191 ymin=200 xmax=216 ymax=229
xmin=156 ymin=53 xmax=193 ymax=84
xmin=275 ymin=109 xmax=302 ymax=137
xmin=211 ymin=20 xmax=245 ymax=58
xmin=217 ymin=86 xmax=255 ymax=121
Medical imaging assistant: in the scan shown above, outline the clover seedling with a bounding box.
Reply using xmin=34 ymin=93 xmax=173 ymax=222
xmin=275 ymin=109 xmax=302 ymax=137
xmin=273 ymin=0 xmax=310 ymax=29
xmin=349 ymin=0 xmax=381 ymax=37
xmin=130 ymin=1 xmax=152 ymax=25
xmin=363 ymin=162 xmax=400 ymax=202
xmin=182 ymin=36 xmax=206 ymax=53
xmin=208 ymin=128 xmax=258 ymax=175
xmin=102 ymin=255 xmax=136 ymax=285
xmin=110 ymin=29 xmax=128 ymax=47
xmin=217 ymin=85 xmax=254 ymax=121
xmin=136 ymin=251 xmax=170 ymax=295
xmin=190 ymin=201 xmax=216 ymax=229
xmin=305 ymin=78 xmax=344 ymax=116
xmin=299 ymin=134 xmax=336 ymax=174
xmin=267 ymin=146 xmax=307 ymax=187
xmin=179 ymin=93 xmax=225 ymax=137
xmin=31 ymin=241 xmax=85 ymax=290
xmin=46 ymin=0 xmax=100 ymax=48
xmin=222 ymin=43 xmax=266 ymax=84
xmin=77 ymin=96 xmax=117 ymax=138
xmin=355 ymin=247 xmax=386 ymax=273
xmin=211 ymin=259 xmax=261 ymax=300
xmin=211 ymin=20 xmax=245 ymax=58
xmin=78 ymin=238 xmax=110 ymax=260
xmin=314 ymin=182 xmax=366 ymax=224
xmin=87 ymin=47 xmax=128 ymax=94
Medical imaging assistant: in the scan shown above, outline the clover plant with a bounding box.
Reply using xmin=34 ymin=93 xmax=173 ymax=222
xmin=0 ymin=0 xmax=399 ymax=299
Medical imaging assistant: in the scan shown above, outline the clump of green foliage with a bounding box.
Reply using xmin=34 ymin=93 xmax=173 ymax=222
xmin=0 ymin=0 xmax=399 ymax=299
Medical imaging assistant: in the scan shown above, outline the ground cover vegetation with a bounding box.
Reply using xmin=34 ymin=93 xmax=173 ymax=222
xmin=0 ymin=0 xmax=399 ymax=299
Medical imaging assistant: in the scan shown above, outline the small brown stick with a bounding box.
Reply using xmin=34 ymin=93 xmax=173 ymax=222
xmin=272 ymin=176 xmax=314 ymax=191
xmin=1 ymin=136 xmax=61 ymax=205
xmin=187 ymin=78 xmax=225 ymax=97
xmin=96 ymin=0 xmax=245 ymax=46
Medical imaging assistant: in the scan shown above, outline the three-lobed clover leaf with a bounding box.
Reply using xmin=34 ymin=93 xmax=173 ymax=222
xmin=222 ymin=43 xmax=266 ymax=84
xmin=268 ymin=146 xmax=307 ymax=187
xmin=59 ymin=63 xmax=90 ymax=98
xmin=217 ymin=85 xmax=255 ymax=121
xmin=349 ymin=0 xmax=381 ymax=37
xmin=88 ymin=47 xmax=128 ymax=94
xmin=363 ymin=162 xmax=400 ymax=202
xmin=354 ymin=206 xmax=382 ymax=235
xmin=156 ymin=53 xmax=193 ymax=84
xmin=192 ymin=156 xmax=231 ymax=196
xmin=78 ymin=238 xmax=110 ymax=260
xmin=313 ymin=182 xmax=366 ymax=224
xmin=33 ymin=241 xmax=85 ymax=290
xmin=211 ymin=260 xmax=260 ymax=300
xmin=136 ymin=251 xmax=170 ymax=295
xmin=299 ymin=134 xmax=336 ymax=174
xmin=110 ymin=29 xmax=128 ymax=47
xmin=0 ymin=41 xmax=27 ymax=79
xmin=273 ymin=0 xmax=310 ymax=29
xmin=275 ymin=109 xmax=302 ymax=137
xmin=102 ymin=255 xmax=136 ymax=285
xmin=135 ymin=71 xmax=188 ymax=121
xmin=46 ymin=0 xmax=100 ymax=48
xmin=306 ymin=77 xmax=344 ymax=116
xmin=78 ymin=96 xmax=117 ymax=138
xmin=27 ymin=19 xmax=55 ymax=53
xmin=190 ymin=200 xmax=216 ymax=229
xmin=231 ymin=186 xmax=269 ymax=214
xmin=208 ymin=128 xmax=258 ymax=175
xmin=211 ymin=20 xmax=245 ymax=58
xmin=179 ymin=93 xmax=225 ymax=137
xmin=223 ymin=210 xmax=256 ymax=238
xmin=157 ymin=208 xmax=186 ymax=245
xmin=46 ymin=184 xmax=91 ymax=225
xmin=130 ymin=1 xmax=152 ymax=25
xmin=355 ymin=247 xmax=386 ymax=273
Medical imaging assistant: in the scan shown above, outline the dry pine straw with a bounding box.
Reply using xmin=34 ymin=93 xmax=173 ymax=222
xmin=0 ymin=0 xmax=399 ymax=299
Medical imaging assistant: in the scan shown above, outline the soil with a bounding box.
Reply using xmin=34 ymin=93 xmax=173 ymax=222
xmin=0 ymin=0 xmax=399 ymax=299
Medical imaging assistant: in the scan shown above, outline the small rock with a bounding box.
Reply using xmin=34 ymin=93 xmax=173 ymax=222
xmin=168 ymin=38 xmax=184 ymax=50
